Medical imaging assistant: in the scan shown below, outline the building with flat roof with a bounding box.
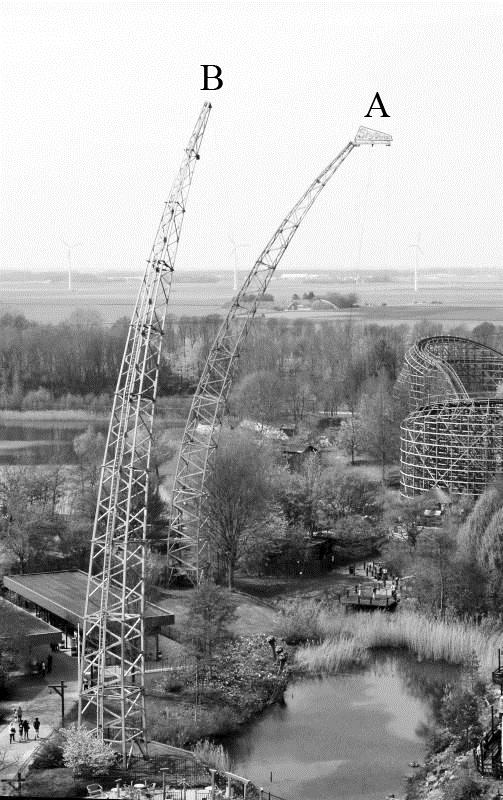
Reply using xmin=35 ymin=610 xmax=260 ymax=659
xmin=0 ymin=597 xmax=61 ymax=669
xmin=3 ymin=570 xmax=174 ymax=659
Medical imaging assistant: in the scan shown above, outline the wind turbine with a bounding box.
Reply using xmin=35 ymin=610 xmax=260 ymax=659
xmin=229 ymin=237 xmax=250 ymax=293
xmin=408 ymin=232 xmax=424 ymax=293
xmin=61 ymin=240 xmax=82 ymax=292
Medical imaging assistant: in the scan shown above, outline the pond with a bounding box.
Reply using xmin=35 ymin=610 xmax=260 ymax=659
xmin=226 ymin=652 xmax=458 ymax=800
xmin=0 ymin=420 xmax=108 ymax=465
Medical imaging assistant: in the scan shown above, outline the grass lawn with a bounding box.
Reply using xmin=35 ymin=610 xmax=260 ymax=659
xmin=155 ymin=588 xmax=279 ymax=640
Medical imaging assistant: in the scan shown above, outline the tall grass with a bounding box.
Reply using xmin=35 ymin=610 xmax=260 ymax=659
xmin=296 ymin=607 xmax=502 ymax=676
xmin=192 ymin=739 xmax=232 ymax=772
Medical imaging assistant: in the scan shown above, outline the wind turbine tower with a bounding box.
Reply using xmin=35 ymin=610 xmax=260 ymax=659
xmin=61 ymin=240 xmax=82 ymax=292
xmin=409 ymin=232 xmax=424 ymax=293
xmin=229 ymin=237 xmax=250 ymax=293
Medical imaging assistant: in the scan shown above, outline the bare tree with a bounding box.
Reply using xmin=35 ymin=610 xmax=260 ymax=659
xmin=204 ymin=431 xmax=274 ymax=588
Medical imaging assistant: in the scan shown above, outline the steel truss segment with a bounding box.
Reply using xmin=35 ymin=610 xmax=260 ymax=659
xmin=169 ymin=128 xmax=392 ymax=584
xmin=78 ymin=103 xmax=211 ymax=761
xmin=399 ymin=334 xmax=503 ymax=498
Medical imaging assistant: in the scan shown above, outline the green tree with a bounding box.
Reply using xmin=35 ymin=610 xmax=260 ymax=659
xmin=183 ymin=579 xmax=237 ymax=663
xmin=231 ymin=370 xmax=284 ymax=426
xmin=0 ymin=467 xmax=67 ymax=573
xmin=275 ymin=455 xmax=323 ymax=534
xmin=440 ymin=686 xmax=483 ymax=748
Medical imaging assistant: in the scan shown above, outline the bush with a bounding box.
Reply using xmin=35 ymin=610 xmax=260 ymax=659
xmin=276 ymin=599 xmax=324 ymax=645
xmin=425 ymin=726 xmax=451 ymax=755
xmin=60 ymin=725 xmax=117 ymax=777
xmin=150 ymin=704 xmax=240 ymax=747
xmin=31 ymin=734 xmax=64 ymax=769
xmin=443 ymin=775 xmax=483 ymax=800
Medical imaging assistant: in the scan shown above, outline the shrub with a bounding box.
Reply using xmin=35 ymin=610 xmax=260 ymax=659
xmin=60 ymin=725 xmax=117 ymax=777
xmin=443 ymin=775 xmax=483 ymax=800
xmin=31 ymin=734 xmax=64 ymax=769
xmin=275 ymin=599 xmax=324 ymax=645
xmin=150 ymin=704 xmax=240 ymax=747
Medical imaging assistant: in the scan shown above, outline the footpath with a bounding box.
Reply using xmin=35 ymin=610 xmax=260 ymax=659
xmin=0 ymin=651 xmax=79 ymax=787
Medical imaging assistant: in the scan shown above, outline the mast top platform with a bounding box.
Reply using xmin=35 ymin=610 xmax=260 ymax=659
xmin=354 ymin=126 xmax=392 ymax=145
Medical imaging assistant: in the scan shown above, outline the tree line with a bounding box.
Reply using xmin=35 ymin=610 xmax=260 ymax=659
xmin=0 ymin=309 xmax=501 ymax=413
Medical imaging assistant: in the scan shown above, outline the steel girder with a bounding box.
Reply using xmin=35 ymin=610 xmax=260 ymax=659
xmin=78 ymin=103 xmax=211 ymax=763
xmin=168 ymin=126 xmax=392 ymax=584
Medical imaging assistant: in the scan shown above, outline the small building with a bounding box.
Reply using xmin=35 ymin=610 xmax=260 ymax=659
xmin=3 ymin=570 xmax=174 ymax=660
xmin=282 ymin=443 xmax=319 ymax=471
xmin=0 ymin=597 xmax=61 ymax=672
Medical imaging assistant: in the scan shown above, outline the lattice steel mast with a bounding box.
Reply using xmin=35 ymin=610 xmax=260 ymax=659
xmin=168 ymin=125 xmax=391 ymax=584
xmin=78 ymin=103 xmax=211 ymax=763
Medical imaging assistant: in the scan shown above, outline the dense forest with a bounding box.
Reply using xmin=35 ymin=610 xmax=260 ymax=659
xmin=1 ymin=310 xmax=501 ymax=413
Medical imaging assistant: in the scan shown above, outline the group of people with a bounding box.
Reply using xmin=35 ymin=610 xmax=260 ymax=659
xmin=8 ymin=706 xmax=41 ymax=744
xmin=30 ymin=651 xmax=53 ymax=678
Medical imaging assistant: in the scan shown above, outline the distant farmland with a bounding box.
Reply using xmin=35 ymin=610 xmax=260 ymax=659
xmin=0 ymin=272 xmax=501 ymax=327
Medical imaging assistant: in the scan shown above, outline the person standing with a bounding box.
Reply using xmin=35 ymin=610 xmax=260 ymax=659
xmin=18 ymin=719 xmax=23 ymax=741
xmin=33 ymin=717 xmax=41 ymax=740
xmin=16 ymin=705 xmax=22 ymax=725
xmin=9 ymin=723 xmax=16 ymax=744
xmin=40 ymin=660 xmax=46 ymax=678
xmin=22 ymin=719 xmax=30 ymax=741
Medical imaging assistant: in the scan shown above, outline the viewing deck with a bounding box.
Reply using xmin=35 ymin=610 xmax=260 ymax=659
xmin=340 ymin=589 xmax=399 ymax=611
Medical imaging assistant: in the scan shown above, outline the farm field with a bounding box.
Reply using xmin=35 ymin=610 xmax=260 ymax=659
xmin=0 ymin=271 xmax=502 ymax=327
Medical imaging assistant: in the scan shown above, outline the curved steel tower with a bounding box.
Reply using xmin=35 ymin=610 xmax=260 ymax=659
xmin=78 ymin=103 xmax=211 ymax=762
xmin=399 ymin=335 xmax=503 ymax=497
xmin=168 ymin=125 xmax=392 ymax=584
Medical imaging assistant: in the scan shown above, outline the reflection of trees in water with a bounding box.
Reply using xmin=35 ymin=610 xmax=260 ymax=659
xmin=368 ymin=650 xmax=460 ymax=723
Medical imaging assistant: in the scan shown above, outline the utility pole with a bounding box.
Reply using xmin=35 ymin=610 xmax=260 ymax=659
xmin=48 ymin=680 xmax=66 ymax=728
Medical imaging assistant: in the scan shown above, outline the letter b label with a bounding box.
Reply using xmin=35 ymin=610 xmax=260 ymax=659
xmin=201 ymin=65 xmax=223 ymax=90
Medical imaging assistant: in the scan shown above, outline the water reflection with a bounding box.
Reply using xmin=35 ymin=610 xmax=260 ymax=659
xmin=0 ymin=421 xmax=108 ymax=465
xmin=226 ymin=652 xmax=459 ymax=800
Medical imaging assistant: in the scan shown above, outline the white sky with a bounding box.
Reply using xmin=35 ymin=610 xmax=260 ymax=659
xmin=1 ymin=1 xmax=502 ymax=274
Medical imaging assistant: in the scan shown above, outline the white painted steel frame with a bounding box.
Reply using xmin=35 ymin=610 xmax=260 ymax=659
xmin=168 ymin=126 xmax=392 ymax=584
xmin=78 ymin=103 xmax=211 ymax=762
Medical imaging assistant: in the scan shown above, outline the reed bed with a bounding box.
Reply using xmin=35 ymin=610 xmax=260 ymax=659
xmin=295 ymin=608 xmax=503 ymax=676
xmin=192 ymin=739 xmax=232 ymax=772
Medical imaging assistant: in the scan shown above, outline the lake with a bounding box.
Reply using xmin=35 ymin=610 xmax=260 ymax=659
xmin=0 ymin=419 xmax=108 ymax=465
xmin=226 ymin=652 xmax=458 ymax=800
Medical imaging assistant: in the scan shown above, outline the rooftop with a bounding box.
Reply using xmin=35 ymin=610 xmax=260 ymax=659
xmin=3 ymin=571 xmax=174 ymax=632
xmin=0 ymin=597 xmax=61 ymax=644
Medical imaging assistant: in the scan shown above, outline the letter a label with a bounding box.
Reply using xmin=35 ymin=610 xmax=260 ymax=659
xmin=364 ymin=92 xmax=389 ymax=118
